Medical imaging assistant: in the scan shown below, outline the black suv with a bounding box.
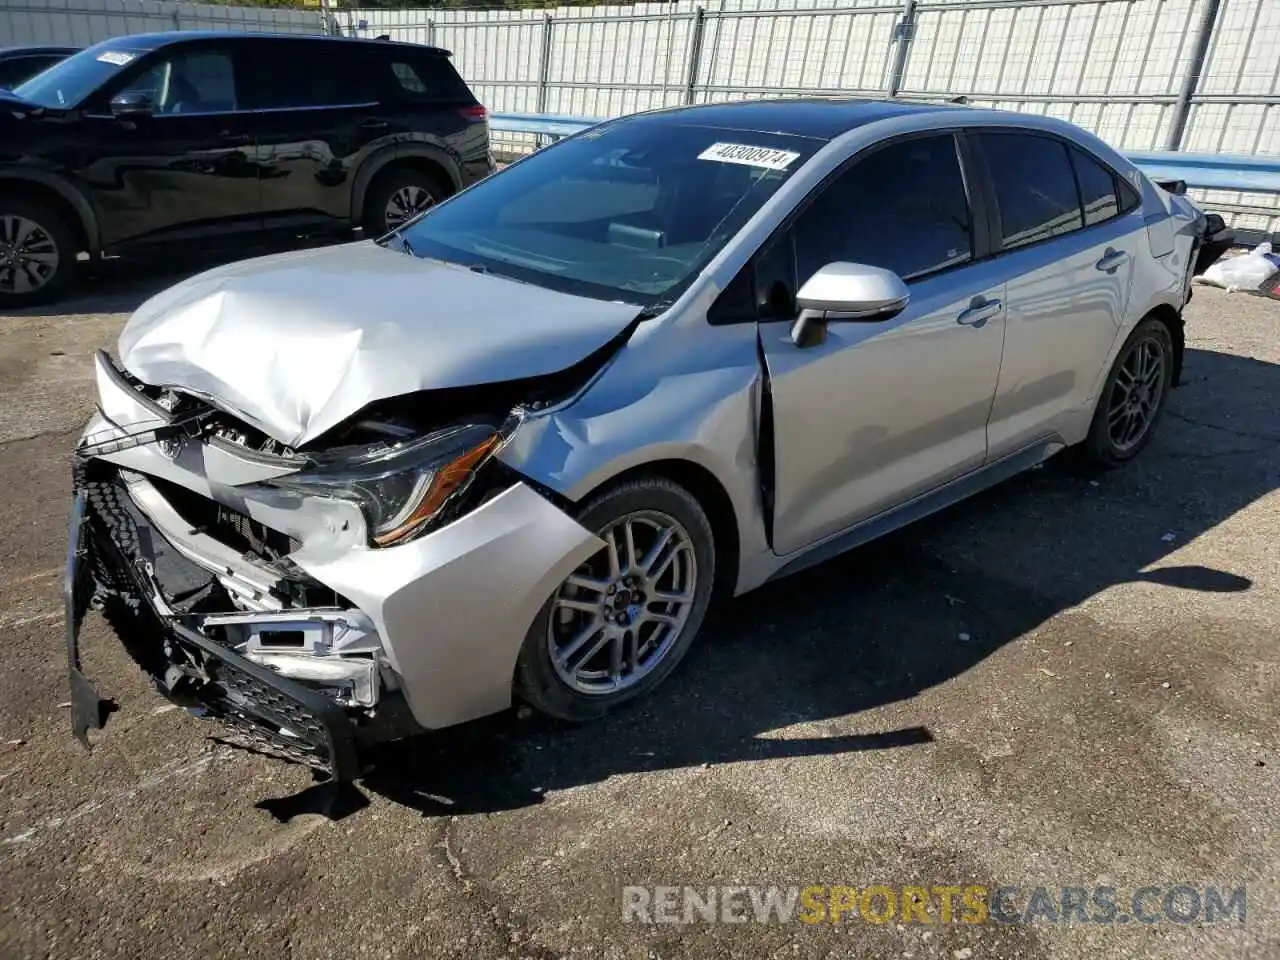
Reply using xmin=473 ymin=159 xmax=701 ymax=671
xmin=0 ymin=32 xmax=493 ymax=305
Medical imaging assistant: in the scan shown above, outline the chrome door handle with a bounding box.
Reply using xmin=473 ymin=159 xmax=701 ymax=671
xmin=1096 ymin=248 xmax=1129 ymax=273
xmin=957 ymin=298 xmax=1002 ymax=328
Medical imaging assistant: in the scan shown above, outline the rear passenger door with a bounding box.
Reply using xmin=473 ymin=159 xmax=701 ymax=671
xmin=971 ymin=131 xmax=1145 ymax=460
xmin=237 ymin=39 xmax=392 ymax=232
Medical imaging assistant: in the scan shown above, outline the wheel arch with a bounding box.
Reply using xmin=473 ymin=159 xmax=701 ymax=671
xmin=1145 ymin=302 xmax=1185 ymax=387
xmin=562 ymin=457 xmax=743 ymax=606
xmin=351 ymin=145 xmax=461 ymax=226
xmin=0 ymin=171 xmax=99 ymax=256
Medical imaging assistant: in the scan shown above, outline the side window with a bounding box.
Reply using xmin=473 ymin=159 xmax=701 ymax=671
xmin=375 ymin=53 xmax=474 ymax=103
xmin=793 ymin=134 xmax=973 ymax=287
xmin=976 ymin=132 xmax=1083 ymax=249
xmin=118 ymin=48 xmax=237 ymax=115
xmin=392 ymin=61 xmax=428 ymax=95
xmin=1117 ymin=175 xmax=1142 ymax=214
xmin=1069 ymin=146 xmax=1120 ymax=226
xmin=0 ymin=55 xmax=58 ymax=87
xmin=0 ymin=59 xmax=29 ymax=87
xmin=239 ymin=42 xmax=370 ymax=109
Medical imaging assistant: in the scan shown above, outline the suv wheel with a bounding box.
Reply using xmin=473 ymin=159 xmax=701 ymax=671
xmin=363 ymin=168 xmax=446 ymax=237
xmin=0 ymin=200 xmax=76 ymax=307
xmin=515 ymin=478 xmax=716 ymax=722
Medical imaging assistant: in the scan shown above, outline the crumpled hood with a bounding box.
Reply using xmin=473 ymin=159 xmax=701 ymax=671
xmin=118 ymin=241 xmax=641 ymax=447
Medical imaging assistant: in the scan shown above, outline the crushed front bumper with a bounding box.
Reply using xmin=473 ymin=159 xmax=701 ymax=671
xmin=66 ymin=483 xmax=362 ymax=781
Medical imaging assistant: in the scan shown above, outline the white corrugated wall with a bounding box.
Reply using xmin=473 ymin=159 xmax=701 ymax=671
xmin=0 ymin=0 xmax=322 ymax=46
xmin=1 ymin=0 xmax=1274 ymax=229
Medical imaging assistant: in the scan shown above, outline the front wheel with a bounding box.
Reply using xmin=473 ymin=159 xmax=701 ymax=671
xmin=1081 ymin=317 xmax=1174 ymax=466
xmin=515 ymin=477 xmax=716 ymax=722
xmin=0 ymin=200 xmax=77 ymax=307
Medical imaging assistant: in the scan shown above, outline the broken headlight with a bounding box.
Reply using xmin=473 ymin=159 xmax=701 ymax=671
xmin=267 ymin=421 xmax=512 ymax=547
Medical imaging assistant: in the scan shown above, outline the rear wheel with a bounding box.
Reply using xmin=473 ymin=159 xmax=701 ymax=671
xmin=1082 ymin=317 xmax=1174 ymax=466
xmin=0 ymin=200 xmax=76 ymax=307
xmin=515 ymin=477 xmax=716 ymax=722
xmin=361 ymin=167 xmax=447 ymax=237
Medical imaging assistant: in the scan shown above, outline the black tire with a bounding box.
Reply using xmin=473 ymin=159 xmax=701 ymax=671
xmin=515 ymin=477 xmax=716 ymax=722
xmin=0 ymin=199 xmax=77 ymax=307
xmin=1081 ymin=316 xmax=1174 ymax=467
xmin=361 ymin=167 xmax=447 ymax=237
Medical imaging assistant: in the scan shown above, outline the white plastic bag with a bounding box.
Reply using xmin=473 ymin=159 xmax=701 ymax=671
xmin=1196 ymin=241 xmax=1278 ymax=293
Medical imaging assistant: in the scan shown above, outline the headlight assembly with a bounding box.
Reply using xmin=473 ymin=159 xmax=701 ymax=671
xmin=267 ymin=420 xmax=513 ymax=547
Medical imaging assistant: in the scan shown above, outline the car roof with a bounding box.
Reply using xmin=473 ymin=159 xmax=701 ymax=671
xmin=0 ymin=45 xmax=78 ymax=57
xmin=82 ymin=32 xmax=451 ymax=57
xmin=624 ymin=98 xmax=967 ymax=141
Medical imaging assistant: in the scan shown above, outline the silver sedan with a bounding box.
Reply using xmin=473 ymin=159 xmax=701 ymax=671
xmin=67 ymin=99 xmax=1223 ymax=781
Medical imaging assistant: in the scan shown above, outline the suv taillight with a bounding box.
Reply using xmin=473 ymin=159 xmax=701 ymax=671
xmin=457 ymin=104 xmax=488 ymax=122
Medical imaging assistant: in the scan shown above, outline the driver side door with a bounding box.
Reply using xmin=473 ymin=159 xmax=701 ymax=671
xmin=755 ymin=132 xmax=1007 ymax=555
xmin=77 ymin=42 xmax=260 ymax=251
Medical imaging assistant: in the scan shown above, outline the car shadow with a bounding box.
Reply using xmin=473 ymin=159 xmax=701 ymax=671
xmin=251 ymin=345 xmax=1279 ymax=821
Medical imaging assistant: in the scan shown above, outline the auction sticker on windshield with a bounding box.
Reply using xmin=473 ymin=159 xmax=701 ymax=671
xmin=698 ymin=142 xmax=801 ymax=171
xmin=95 ymin=51 xmax=136 ymax=66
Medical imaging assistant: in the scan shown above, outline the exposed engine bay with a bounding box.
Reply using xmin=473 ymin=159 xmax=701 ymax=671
xmin=68 ymin=335 xmax=624 ymax=780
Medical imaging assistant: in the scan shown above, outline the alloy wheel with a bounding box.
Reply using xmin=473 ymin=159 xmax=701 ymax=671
xmin=1106 ymin=335 xmax=1167 ymax=453
xmin=383 ymin=185 xmax=434 ymax=232
xmin=0 ymin=215 xmax=60 ymax=296
xmin=546 ymin=510 xmax=698 ymax=696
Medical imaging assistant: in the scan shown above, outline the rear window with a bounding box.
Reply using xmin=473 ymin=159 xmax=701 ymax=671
xmin=1069 ymin=145 xmax=1120 ymax=226
xmin=377 ymin=52 xmax=474 ymax=102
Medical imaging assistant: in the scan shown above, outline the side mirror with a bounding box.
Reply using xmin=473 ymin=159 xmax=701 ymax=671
xmin=790 ymin=262 xmax=909 ymax=348
xmin=109 ymin=91 xmax=153 ymax=118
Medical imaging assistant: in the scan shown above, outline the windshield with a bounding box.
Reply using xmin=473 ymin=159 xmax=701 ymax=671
xmin=15 ymin=43 xmax=147 ymax=108
xmin=395 ymin=120 xmax=821 ymax=307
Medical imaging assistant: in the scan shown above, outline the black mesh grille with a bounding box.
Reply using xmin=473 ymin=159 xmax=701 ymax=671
xmin=76 ymin=461 xmax=359 ymax=780
xmin=148 ymin=476 xmax=301 ymax=560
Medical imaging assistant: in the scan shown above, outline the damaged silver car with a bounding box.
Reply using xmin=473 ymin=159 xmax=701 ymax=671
xmin=67 ymin=99 xmax=1229 ymax=781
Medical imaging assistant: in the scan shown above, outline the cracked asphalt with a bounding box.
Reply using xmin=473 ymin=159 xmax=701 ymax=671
xmin=0 ymin=266 xmax=1277 ymax=960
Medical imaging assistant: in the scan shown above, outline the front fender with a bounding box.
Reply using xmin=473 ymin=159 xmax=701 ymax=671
xmin=0 ymin=164 xmax=101 ymax=255
xmin=498 ymin=318 xmax=775 ymax=594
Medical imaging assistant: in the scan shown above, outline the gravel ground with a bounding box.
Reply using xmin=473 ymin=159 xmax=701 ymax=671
xmin=0 ymin=267 xmax=1277 ymax=960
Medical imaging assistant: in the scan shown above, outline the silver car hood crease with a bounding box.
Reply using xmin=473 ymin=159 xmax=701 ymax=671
xmin=118 ymin=242 xmax=642 ymax=448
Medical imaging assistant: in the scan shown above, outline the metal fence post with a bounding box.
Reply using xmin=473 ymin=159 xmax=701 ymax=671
xmin=886 ymin=0 xmax=917 ymax=98
xmin=684 ymin=6 xmax=707 ymax=106
xmin=426 ymin=18 xmax=436 ymax=48
xmin=1165 ymin=0 xmax=1222 ymax=151
xmin=536 ymin=14 xmax=554 ymax=114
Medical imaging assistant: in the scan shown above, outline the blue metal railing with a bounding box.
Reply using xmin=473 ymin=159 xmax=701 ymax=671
xmin=489 ymin=112 xmax=601 ymax=140
xmin=490 ymin=112 xmax=1280 ymax=198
